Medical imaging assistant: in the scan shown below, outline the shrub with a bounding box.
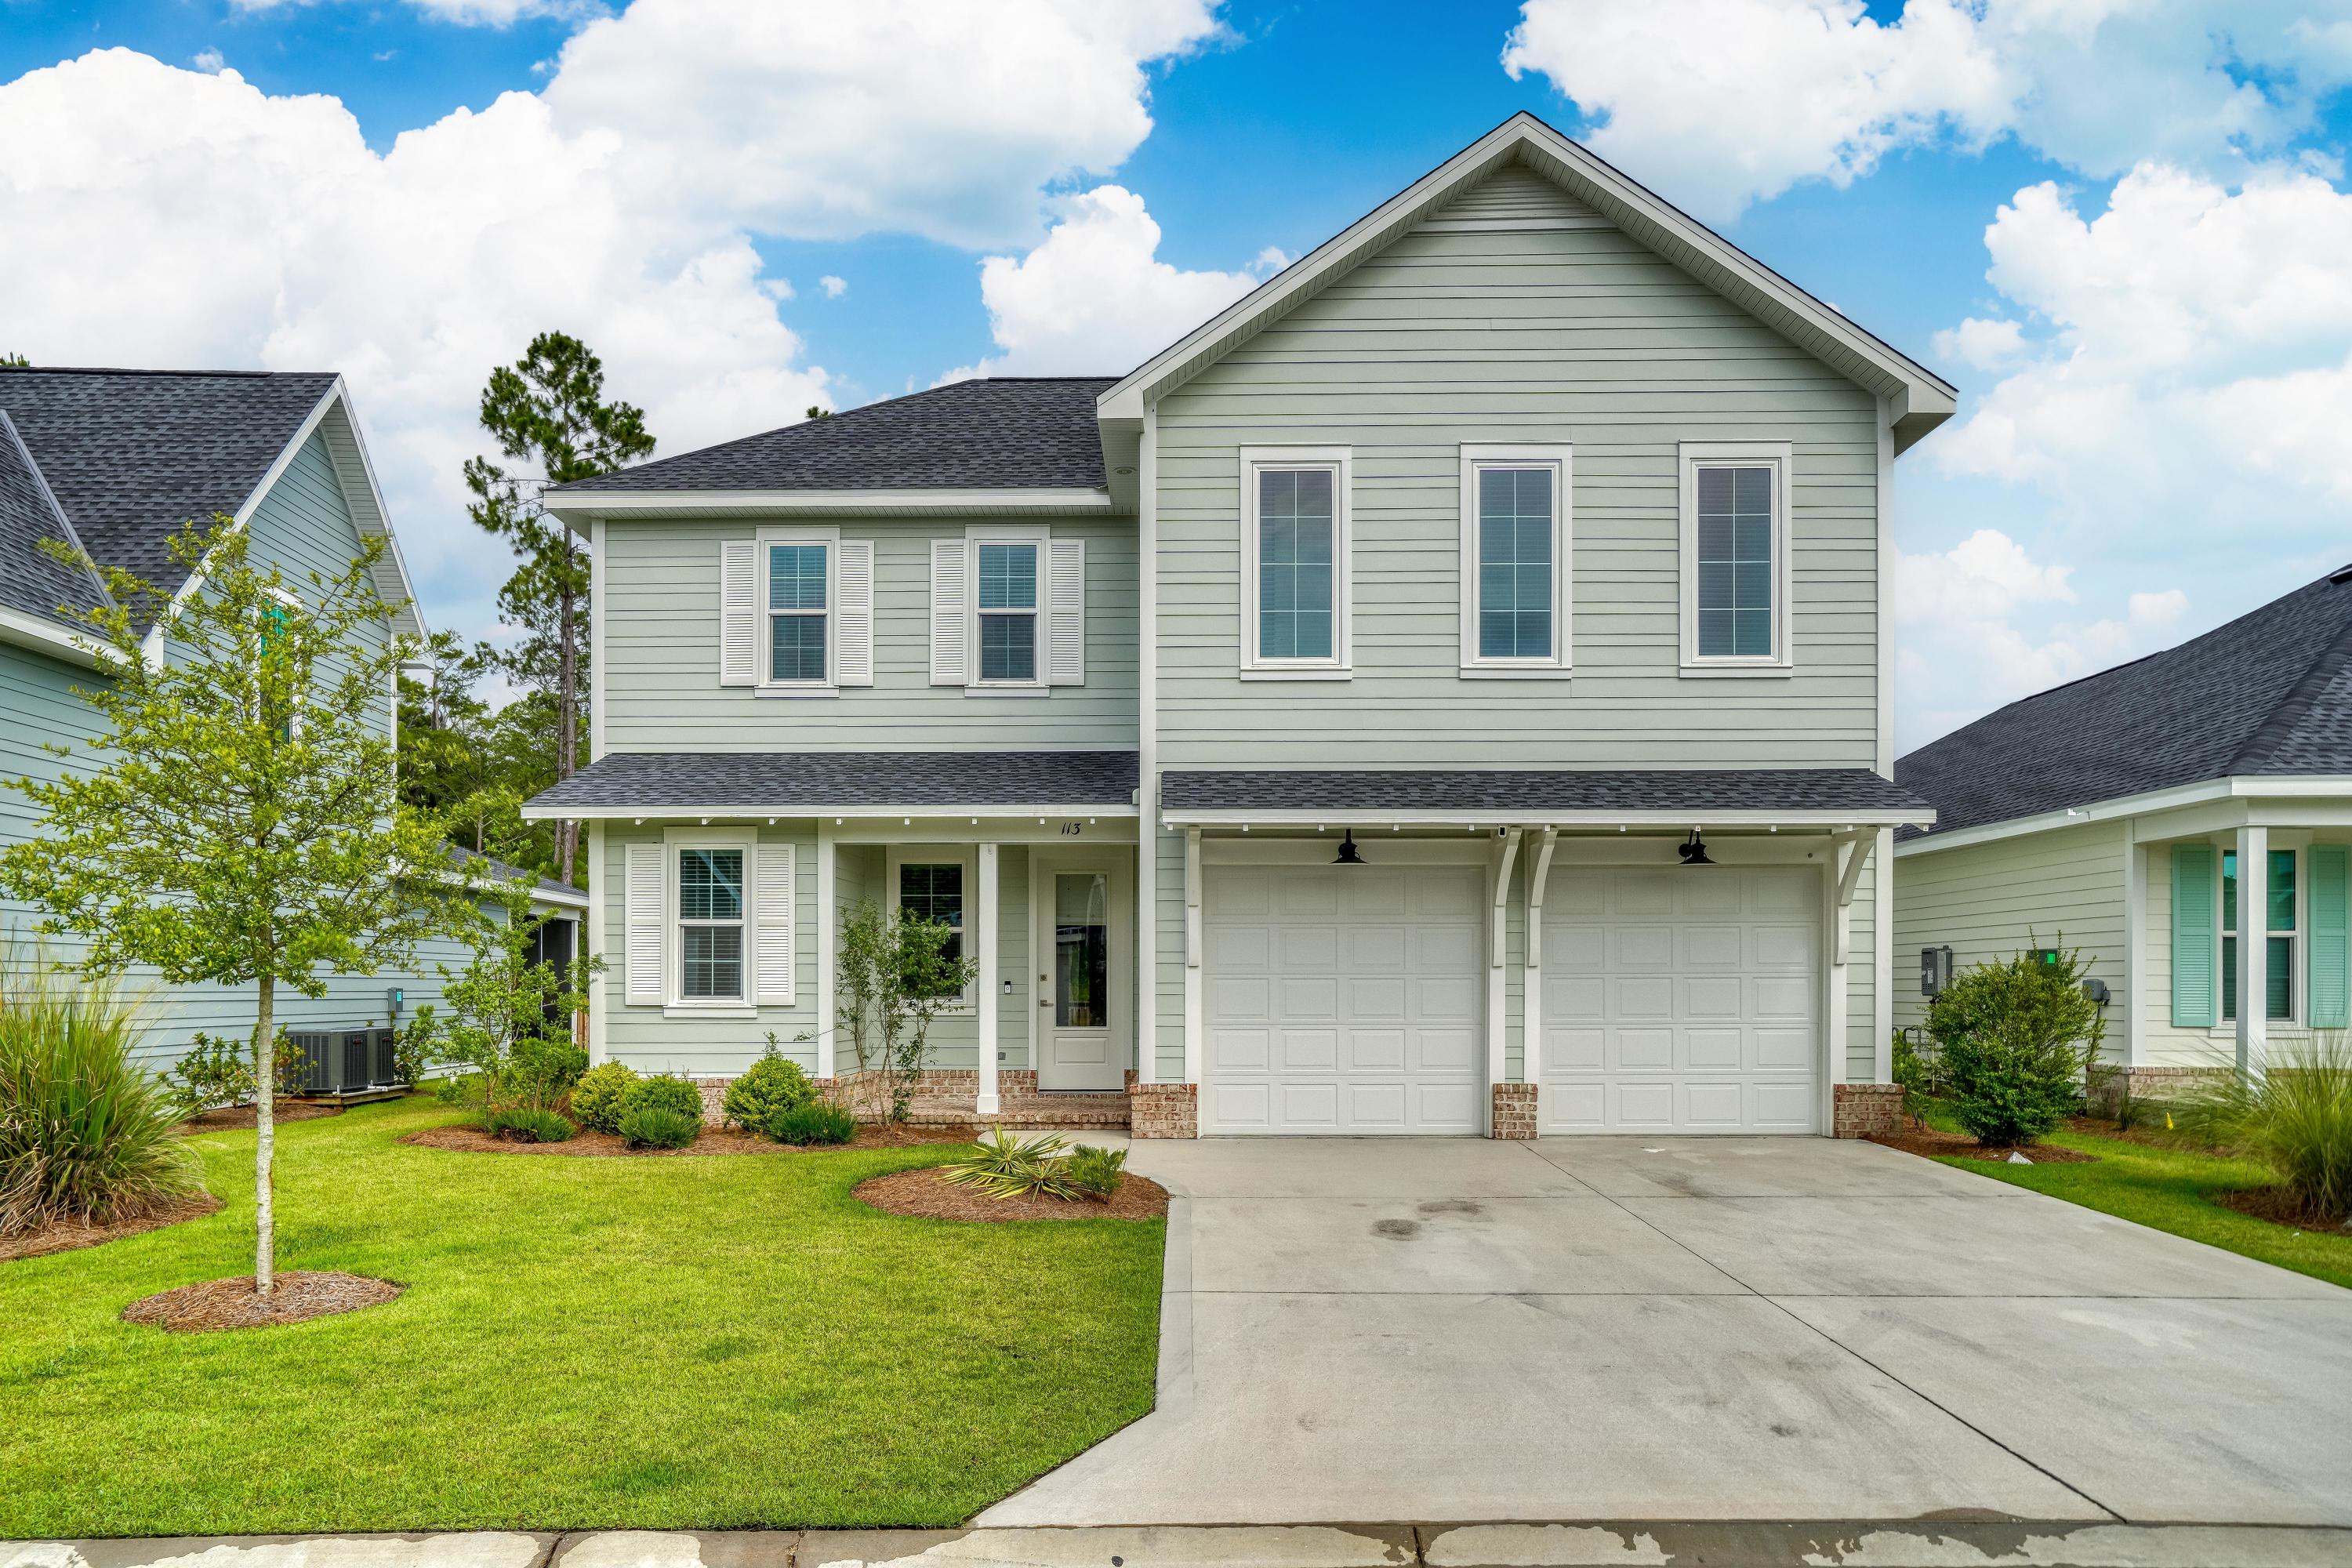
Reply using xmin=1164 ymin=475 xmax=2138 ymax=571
xmin=481 ymin=1105 xmax=575 ymax=1144
xmin=434 ymin=1070 xmax=487 ymax=1107
xmin=764 ymin=1100 xmax=855 ymax=1146
xmin=626 ymin=1073 xmax=706 ymax=1127
xmin=2188 ymin=1036 xmax=2352 ymax=1221
xmin=619 ymin=1104 xmax=699 ymax=1150
xmin=164 ymin=1029 xmax=304 ymax=1115
xmin=723 ymin=1039 xmax=814 ymax=1131
xmin=0 ymin=956 xmax=202 ymax=1236
xmin=1929 ymin=941 xmax=2104 ymax=1148
xmin=570 ymin=1062 xmax=637 ymax=1133
xmin=1062 ymin=1144 xmax=1127 ymax=1202
xmin=944 ymin=1129 xmax=1080 ymax=1200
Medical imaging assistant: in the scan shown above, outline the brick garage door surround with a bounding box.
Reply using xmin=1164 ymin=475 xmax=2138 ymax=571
xmin=1832 ymin=1082 xmax=1902 ymax=1138
xmin=1490 ymin=1082 xmax=1537 ymax=1139
xmin=1128 ymin=1082 xmax=1199 ymax=1138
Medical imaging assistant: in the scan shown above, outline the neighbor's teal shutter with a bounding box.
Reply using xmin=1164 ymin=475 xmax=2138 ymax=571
xmin=2310 ymin=845 xmax=2349 ymax=1029
xmin=2172 ymin=844 xmax=2217 ymax=1028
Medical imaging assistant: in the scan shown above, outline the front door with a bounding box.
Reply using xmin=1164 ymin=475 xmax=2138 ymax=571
xmin=1032 ymin=851 xmax=1129 ymax=1091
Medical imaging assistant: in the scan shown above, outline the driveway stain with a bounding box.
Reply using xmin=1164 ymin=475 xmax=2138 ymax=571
xmin=1371 ymin=1218 xmax=1421 ymax=1240
xmin=1418 ymin=1198 xmax=1487 ymax=1218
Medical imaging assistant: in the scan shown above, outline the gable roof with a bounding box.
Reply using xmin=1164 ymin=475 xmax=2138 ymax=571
xmin=1896 ymin=565 xmax=2352 ymax=840
xmin=549 ymin=377 xmax=1115 ymax=498
xmin=0 ymin=409 xmax=110 ymax=631
xmin=1095 ymin=112 xmax=1957 ymax=462
xmin=0 ymin=368 xmax=420 ymax=641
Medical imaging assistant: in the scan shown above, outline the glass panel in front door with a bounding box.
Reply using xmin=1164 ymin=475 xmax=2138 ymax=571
xmin=1055 ymin=873 xmax=1110 ymax=1029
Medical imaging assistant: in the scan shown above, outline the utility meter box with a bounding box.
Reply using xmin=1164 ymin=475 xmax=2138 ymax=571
xmin=1920 ymin=945 xmax=1955 ymax=998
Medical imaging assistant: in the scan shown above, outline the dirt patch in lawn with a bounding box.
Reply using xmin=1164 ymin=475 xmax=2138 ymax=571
xmin=401 ymin=1121 xmax=973 ymax=1158
xmin=1 ymin=1193 xmax=223 ymax=1263
xmin=855 ymin=1167 xmax=1169 ymax=1222
xmin=180 ymin=1101 xmax=343 ymax=1132
xmin=1871 ymin=1127 xmax=2100 ymax=1164
xmin=2214 ymin=1185 xmax=2352 ymax=1234
xmin=122 ymin=1271 xmax=403 ymax=1331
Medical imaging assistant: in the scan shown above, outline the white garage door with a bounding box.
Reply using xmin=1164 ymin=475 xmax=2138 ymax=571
xmin=1203 ymin=862 xmax=1484 ymax=1134
xmin=1540 ymin=865 xmax=1820 ymax=1134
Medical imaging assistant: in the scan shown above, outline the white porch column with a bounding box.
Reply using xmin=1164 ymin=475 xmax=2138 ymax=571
xmin=2238 ymin=823 xmax=2267 ymax=1078
xmin=1486 ymin=829 xmax=1523 ymax=1098
xmin=2122 ymin=825 xmax=2146 ymax=1068
xmin=1523 ymin=829 xmax=1557 ymax=1087
xmin=978 ymin=840 xmax=1000 ymax=1115
xmin=815 ymin=820 xmax=834 ymax=1080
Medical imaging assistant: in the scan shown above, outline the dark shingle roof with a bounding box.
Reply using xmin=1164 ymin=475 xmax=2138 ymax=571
xmin=1897 ymin=566 xmax=2352 ymax=840
xmin=0 ymin=411 xmax=109 ymax=627
xmin=528 ymin=750 xmax=1140 ymax=811
xmin=0 ymin=368 xmax=338 ymax=605
xmin=553 ymin=378 xmax=1115 ymax=494
xmin=445 ymin=843 xmax=585 ymax=902
xmin=1161 ymin=768 xmax=1930 ymax=816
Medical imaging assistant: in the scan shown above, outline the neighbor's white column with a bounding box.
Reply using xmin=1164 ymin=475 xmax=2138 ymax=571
xmin=815 ymin=821 xmax=834 ymax=1080
xmin=2238 ymin=823 xmax=2267 ymax=1079
xmin=2122 ymin=825 xmax=2146 ymax=1069
xmin=978 ymin=840 xmax=1000 ymax=1115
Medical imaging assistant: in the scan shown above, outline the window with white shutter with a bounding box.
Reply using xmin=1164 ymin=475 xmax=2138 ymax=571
xmin=1047 ymin=535 xmax=1086 ymax=685
xmin=746 ymin=526 xmax=844 ymax=695
xmin=755 ymin=842 xmax=795 ymax=1004
xmin=718 ymin=539 xmax=757 ymax=687
xmin=624 ymin=842 xmax=665 ymax=1005
xmin=930 ymin=538 xmax=970 ymax=684
xmin=835 ymin=540 xmax=874 ymax=688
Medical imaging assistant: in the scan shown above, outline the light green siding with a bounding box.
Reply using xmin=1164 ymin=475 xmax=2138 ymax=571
xmin=1892 ymin=822 xmax=2129 ymax=1058
xmin=600 ymin=516 xmax=1138 ymax=753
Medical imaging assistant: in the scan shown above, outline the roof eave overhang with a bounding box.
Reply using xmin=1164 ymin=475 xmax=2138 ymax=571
xmin=0 ymin=602 xmax=105 ymax=667
xmin=521 ymin=800 xmax=1142 ymax=822
xmin=1097 ymin=112 xmax=1956 ymax=444
xmin=1896 ymin=774 xmax=2352 ymax=857
xmin=1162 ymin=808 xmax=1934 ymax=830
xmin=546 ymin=487 xmax=1123 ymax=536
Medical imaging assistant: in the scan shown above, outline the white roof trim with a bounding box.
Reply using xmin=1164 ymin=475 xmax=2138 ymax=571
xmin=0 ymin=408 xmax=114 ymax=642
xmin=546 ymin=487 xmax=1120 ymax=534
xmin=1097 ymin=112 xmax=1957 ymax=453
xmin=0 ymin=601 xmax=105 ymax=667
xmin=521 ymin=800 xmax=1142 ymax=822
xmin=1162 ymin=807 xmax=1933 ymax=830
xmin=1894 ymin=773 xmax=2352 ymax=857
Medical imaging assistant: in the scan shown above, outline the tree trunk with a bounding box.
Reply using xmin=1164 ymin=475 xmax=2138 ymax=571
xmin=557 ymin=562 xmax=579 ymax=884
xmin=253 ymin=975 xmax=276 ymax=1297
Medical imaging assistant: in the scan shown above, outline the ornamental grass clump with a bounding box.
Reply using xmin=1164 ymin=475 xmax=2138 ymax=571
xmin=0 ymin=954 xmax=201 ymax=1236
xmin=619 ymin=1105 xmax=700 ymax=1150
xmin=764 ymin=1101 xmax=854 ymax=1146
xmin=1928 ymin=940 xmax=2105 ymax=1149
xmin=2190 ymin=1035 xmax=2352 ymax=1222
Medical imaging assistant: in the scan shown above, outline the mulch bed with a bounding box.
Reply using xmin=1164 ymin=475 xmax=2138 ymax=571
xmin=855 ymin=1167 xmax=1169 ymax=1222
xmin=401 ymin=1121 xmax=973 ymax=1158
xmin=122 ymin=1271 xmax=403 ymax=1332
xmin=2214 ymin=1186 xmax=2352 ymax=1234
xmin=1 ymin=1193 xmax=223 ymax=1263
xmin=180 ymin=1101 xmax=343 ymax=1132
xmin=1871 ymin=1127 xmax=2100 ymax=1164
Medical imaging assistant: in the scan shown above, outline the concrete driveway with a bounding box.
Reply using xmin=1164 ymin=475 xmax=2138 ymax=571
xmin=980 ymin=1136 xmax=2352 ymax=1527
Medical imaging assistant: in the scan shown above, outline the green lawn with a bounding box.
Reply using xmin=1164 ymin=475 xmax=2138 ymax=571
xmin=1915 ymin=1105 xmax=2352 ymax=1290
xmin=0 ymin=1098 xmax=1164 ymax=1537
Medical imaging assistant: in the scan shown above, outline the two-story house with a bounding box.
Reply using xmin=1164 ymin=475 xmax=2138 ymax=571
xmin=528 ymin=114 xmax=1950 ymax=1139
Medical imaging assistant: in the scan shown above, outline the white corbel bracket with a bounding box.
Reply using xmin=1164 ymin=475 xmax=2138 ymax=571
xmin=1184 ymin=826 xmax=1203 ymax=969
xmin=1524 ymin=827 xmax=1559 ymax=970
xmin=1831 ymin=829 xmax=1871 ymax=964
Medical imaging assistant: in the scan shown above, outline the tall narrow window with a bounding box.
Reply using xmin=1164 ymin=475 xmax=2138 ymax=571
xmin=2223 ymin=848 xmax=2297 ymax=1022
xmin=975 ymin=541 xmax=1038 ymax=683
xmin=768 ymin=543 xmax=829 ymax=683
xmin=1461 ymin=446 xmax=1570 ymax=671
xmin=678 ymin=848 xmax=746 ymax=1002
xmin=1258 ymin=468 xmax=1334 ymax=660
xmin=898 ymin=862 xmax=965 ymax=964
xmin=1679 ymin=442 xmax=1791 ymax=673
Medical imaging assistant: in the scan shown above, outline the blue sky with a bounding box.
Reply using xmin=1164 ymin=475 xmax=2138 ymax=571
xmin=4 ymin=1 xmax=2350 ymax=749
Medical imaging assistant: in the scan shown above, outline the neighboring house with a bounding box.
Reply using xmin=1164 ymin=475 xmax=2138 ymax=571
xmin=527 ymin=114 xmax=1951 ymax=1139
xmin=1893 ymin=564 xmax=2352 ymax=1098
xmin=0 ymin=367 xmax=586 ymax=1074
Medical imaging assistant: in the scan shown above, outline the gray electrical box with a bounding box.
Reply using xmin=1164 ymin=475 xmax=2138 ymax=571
xmin=1920 ymin=946 xmax=1955 ymax=998
xmin=2082 ymin=977 xmax=2111 ymax=1005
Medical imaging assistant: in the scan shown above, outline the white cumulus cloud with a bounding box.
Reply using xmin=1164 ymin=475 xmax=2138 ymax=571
xmin=818 ymin=275 xmax=848 ymax=299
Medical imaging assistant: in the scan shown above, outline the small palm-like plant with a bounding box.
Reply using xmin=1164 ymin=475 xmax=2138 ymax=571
xmin=0 ymin=951 xmax=202 ymax=1235
xmin=2189 ymin=1035 xmax=2352 ymax=1222
xmin=944 ymin=1129 xmax=1077 ymax=1199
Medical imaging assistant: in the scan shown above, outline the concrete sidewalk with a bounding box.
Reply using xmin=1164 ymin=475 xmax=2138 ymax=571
xmin=15 ymin=1523 xmax=2352 ymax=1568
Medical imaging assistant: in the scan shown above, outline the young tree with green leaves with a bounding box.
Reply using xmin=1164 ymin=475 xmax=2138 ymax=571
xmin=465 ymin=332 xmax=655 ymax=885
xmin=405 ymin=880 xmax=602 ymax=1120
xmin=0 ymin=522 xmax=482 ymax=1294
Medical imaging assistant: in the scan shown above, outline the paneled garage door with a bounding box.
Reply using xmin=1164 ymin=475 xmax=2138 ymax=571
xmin=1203 ymin=862 xmax=1484 ymax=1134
xmin=1540 ymin=865 xmax=1820 ymax=1134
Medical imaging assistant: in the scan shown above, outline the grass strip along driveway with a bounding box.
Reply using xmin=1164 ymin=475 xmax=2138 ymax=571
xmin=0 ymin=1098 xmax=1163 ymax=1537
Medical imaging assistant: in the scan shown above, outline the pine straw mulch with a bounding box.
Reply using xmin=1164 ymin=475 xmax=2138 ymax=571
xmin=180 ymin=1101 xmax=343 ymax=1132
xmin=400 ymin=1121 xmax=973 ymax=1158
xmin=855 ymin=1167 xmax=1168 ymax=1223
xmin=122 ymin=1271 xmax=403 ymax=1332
xmin=1869 ymin=1125 xmax=2100 ymax=1164
xmin=2213 ymin=1186 xmax=2352 ymax=1235
xmin=0 ymin=1193 xmax=223 ymax=1263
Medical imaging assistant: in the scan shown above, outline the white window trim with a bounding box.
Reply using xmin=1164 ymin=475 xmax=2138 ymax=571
xmin=1678 ymin=440 xmax=1795 ymax=677
xmin=964 ymin=524 xmax=1050 ymax=697
xmin=2218 ymin=840 xmax=2303 ymax=1029
xmin=1459 ymin=443 xmax=1572 ymax=677
xmin=1240 ymin=445 xmax=1352 ymax=679
xmin=755 ymin=524 xmax=839 ymax=698
xmin=665 ymin=826 xmax=757 ymax=1017
xmin=887 ymin=844 xmax=980 ymax=1013
xmin=258 ymin=583 xmax=305 ymax=736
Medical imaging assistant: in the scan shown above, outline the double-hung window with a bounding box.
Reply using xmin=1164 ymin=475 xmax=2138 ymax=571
xmin=1460 ymin=445 xmax=1570 ymax=673
xmin=889 ymin=845 xmax=976 ymax=1009
xmin=1679 ymin=441 xmax=1793 ymax=674
xmin=1241 ymin=447 xmax=1350 ymax=677
xmin=2223 ymin=848 xmax=2298 ymax=1023
xmin=719 ymin=527 xmax=872 ymax=695
xmin=975 ymin=539 xmax=1040 ymax=684
xmin=677 ymin=846 xmax=747 ymax=1004
xmin=767 ymin=542 xmax=829 ymax=684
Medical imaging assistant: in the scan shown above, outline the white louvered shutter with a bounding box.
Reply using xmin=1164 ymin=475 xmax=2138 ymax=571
xmin=719 ymin=539 xmax=758 ymax=686
xmin=1047 ymin=536 xmax=1086 ymax=685
xmin=754 ymin=843 xmax=795 ymax=1004
xmin=930 ymin=538 xmax=969 ymax=685
xmin=835 ymin=540 xmax=873 ymax=688
xmin=624 ymin=842 xmax=665 ymax=1005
